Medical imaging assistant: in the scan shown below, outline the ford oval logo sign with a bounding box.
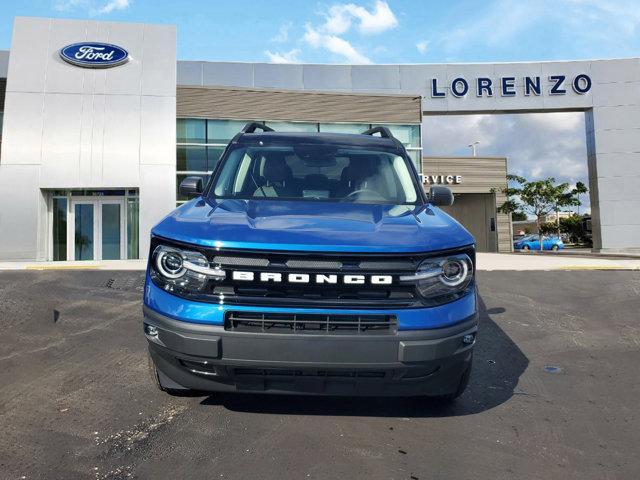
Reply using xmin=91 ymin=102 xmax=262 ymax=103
xmin=59 ymin=42 xmax=129 ymax=68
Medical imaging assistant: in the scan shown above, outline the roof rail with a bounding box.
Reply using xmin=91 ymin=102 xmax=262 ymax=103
xmin=241 ymin=122 xmax=274 ymax=134
xmin=361 ymin=126 xmax=394 ymax=139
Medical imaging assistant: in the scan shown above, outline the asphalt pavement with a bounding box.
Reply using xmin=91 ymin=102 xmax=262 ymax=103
xmin=0 ymin=269 xmax=638 ymax=480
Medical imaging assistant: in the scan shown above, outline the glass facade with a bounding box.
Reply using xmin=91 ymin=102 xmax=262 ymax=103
xmin=176 ymin=119 xmax=422 ymax=206
xmin=127 ymin=195 xmax=139 ymax=260
xmin=319 ymin=123 xmax=370 ymax=134
xmin=265 ymin=121 xmax=317 ymax=132
xmin=101 ymin=204 xmax=121 ymax=260
xmin=49 ymin=189 xmax=139 ymax=261
xmin=74 ymin=203 xmax=95 ymax=261
xmin=176 ymin=118 xmax=206 ymax=143
xmin=52 ymin=197 xmax=67 ymax=261
xmin=207 ymin=120 xmax=250 ymax=144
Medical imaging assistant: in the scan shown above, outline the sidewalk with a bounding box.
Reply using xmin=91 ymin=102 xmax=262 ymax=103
xmin=1 ymin=254 xmax=639 ymax=272
xmin=519 ymin=247 xmax=640 ymax=260
xmin=477 ymin=253 xmax=640 ymax=271
xmin=0 ymin=259 xmax=147 ymax=271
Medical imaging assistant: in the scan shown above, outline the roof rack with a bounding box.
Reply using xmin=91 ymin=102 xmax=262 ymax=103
xmin=361 ymin=126 xmax=394 ymax=139
xmin=241 ymin=122 xmax=274 ymax=134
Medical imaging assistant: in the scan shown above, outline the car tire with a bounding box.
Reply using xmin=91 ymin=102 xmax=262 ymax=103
xmin=522 ymin=245 xmax=530 ymax=251
xmin=428 ymin=357 xmax=472 ymax=404
xmin=552 ymin=245 xmax=559 ymax=251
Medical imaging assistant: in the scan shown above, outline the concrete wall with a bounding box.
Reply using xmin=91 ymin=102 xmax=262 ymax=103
xmin=0 ymin=17 xmax=176 ymax=260
xmin=181 ymin=60 xmax=640 ymax=253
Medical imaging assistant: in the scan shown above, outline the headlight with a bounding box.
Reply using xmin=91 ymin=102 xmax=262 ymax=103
xmin=400 ymin=253 xmax=474 ymax=303
xmin=151 ymin=245 xmax=225 ymax=294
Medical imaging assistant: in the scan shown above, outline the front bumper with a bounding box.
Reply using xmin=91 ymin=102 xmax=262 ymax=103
xmin=144 ymin=305 xmax=478 ymax=396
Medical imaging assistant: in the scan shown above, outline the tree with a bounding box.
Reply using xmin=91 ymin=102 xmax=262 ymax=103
xmin=498 ymin=175 xmax=587 ymax=250
xmin=559 ymin=214 xmax=589 ymax=244
xmin=539 ymin=222 xmax=557 ymax=235
xmin=511 ymin=211 xmax=527 ymax=222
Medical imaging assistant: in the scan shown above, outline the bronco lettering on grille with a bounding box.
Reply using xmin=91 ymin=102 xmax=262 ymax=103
xmin=231 ymin=271 xmax=393 ymax=285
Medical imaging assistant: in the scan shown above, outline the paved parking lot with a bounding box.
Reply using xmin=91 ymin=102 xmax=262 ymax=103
xmin=0 ymin=269 xmax=639 ymax=479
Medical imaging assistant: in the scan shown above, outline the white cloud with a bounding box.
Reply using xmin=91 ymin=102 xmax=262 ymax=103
xmin=298 ymin=1 xmax=398 ymax=63
xmin=97 ymin=0 xmax=129 ymax=14
xmin=271 ymin=22 xmax=292 ymax=43
xmin=54 ymin=0 xmax=130 ymax=15
xmin=416 ymin=40 xmax=429 ymax=54
xmin=303 ymin=24 xmax=371 ymax=64
xmin=264 ymin=48 xmax=301 ymax=63
xmin=268 ymin=2 xmax=397 ymax=64
xmin=323 ymin=0 xmax=398 ymax=35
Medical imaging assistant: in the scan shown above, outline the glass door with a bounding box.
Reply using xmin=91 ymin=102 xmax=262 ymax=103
xmin=99 ymin=200 xmax=126 ymax=260
xmin=69 ymin=198 xmax=126 ymax=261
xmin=71 ymin=201 xmax=97 ymax=261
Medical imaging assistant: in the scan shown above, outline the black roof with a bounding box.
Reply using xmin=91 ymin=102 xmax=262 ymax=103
xmin=235 ymin=131 xmax=401 ymax=150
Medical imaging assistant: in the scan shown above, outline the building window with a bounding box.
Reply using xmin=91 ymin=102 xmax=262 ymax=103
xmin=176 ymin=119 xmax=422 ymax=206
xmin=319 ymin=123 xmax=370 ymax=134
xmin=207 ymin=119 xmax=251 ymax=144
xmin=264 ymin=121 xmax=318 ymax=132
xmin=52 ymin=197 xmax=67 ymax=261
xmin=177 ymin=145 xmax=208 ymax=172
xmin=177 ymin=119 xmax=206 ymax=143
xmin=127 ymin=195 xmax=139 ymax=260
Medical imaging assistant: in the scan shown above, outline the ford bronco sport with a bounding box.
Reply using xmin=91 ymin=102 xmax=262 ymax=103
xmin=144 ymin=123 xmax=477 ymax=400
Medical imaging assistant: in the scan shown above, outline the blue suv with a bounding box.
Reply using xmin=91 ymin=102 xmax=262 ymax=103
xmin=144 ymin=124 xmax=477 ymax=401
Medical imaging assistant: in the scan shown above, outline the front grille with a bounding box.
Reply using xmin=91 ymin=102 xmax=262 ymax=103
xmin=207 ymin=249 xmax=426 ymax=308
xmin=214 ymin=285 xmax=415 ymax=307
xmin=225 ymin=311 xmax=397 ymax=335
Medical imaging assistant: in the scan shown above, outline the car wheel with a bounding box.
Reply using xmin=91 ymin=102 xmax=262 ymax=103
xmin=428 ymin=357 xmax=472 ymax=404
xmin=522 ymin=244 xmax=530 ymax=251
xmin=551 ymin=245 xmax=559 ymax=251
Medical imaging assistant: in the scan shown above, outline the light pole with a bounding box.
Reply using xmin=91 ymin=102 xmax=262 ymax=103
xmin=468 ymin=141 xmax=479 ymax=157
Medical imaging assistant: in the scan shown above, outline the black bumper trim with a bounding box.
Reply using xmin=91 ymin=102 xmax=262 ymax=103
xmin=143 ymin=306 xmax=478 ymax=396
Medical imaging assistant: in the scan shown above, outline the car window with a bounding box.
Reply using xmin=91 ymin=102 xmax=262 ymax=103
xmin=211 ymin=144 xmax=419 ymax=204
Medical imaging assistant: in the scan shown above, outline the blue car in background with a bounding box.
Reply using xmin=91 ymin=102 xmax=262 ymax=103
xmin=514 ymin=234 xmax=564 ymax=251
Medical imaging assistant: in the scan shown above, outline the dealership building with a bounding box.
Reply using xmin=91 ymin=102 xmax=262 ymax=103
xmin=0 ymin=17 xmax=638 ymax=262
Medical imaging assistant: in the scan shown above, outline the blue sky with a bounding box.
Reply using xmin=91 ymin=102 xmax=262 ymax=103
xmin=0 ymin=0 xmax=638 ymax=63
xmin=1 ymin=0 xmax=638 ymax=214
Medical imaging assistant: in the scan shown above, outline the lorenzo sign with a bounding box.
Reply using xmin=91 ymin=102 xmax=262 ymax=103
xmin=430 ymin=74 xmax=592 ymax=98
xmin=59 ymin=42 xmax=129 ymax=68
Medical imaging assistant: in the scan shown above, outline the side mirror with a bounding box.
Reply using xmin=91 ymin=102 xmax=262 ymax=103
xmin=428 ymin=185 xmax=454 ymax=206
xmin=179 ymin=176 xmax=204 ymax=198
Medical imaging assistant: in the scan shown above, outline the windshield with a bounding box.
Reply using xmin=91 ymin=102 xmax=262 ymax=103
xmin=210 ymin=144 xmax=421 ymax=205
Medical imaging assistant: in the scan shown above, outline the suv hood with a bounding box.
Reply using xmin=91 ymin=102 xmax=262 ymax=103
xmin=152 ymin=198 xmax=474 ymax=253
